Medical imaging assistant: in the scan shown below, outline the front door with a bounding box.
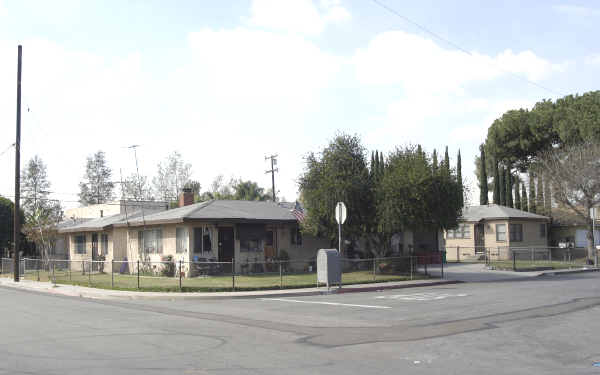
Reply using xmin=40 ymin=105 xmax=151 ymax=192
xmin=91 ymin=233 xmax=98 ymax=260
xmin=218 ymin=227 xmax=235 ymax=263
xmin=474 ymin=223 xmax=485 ymax=253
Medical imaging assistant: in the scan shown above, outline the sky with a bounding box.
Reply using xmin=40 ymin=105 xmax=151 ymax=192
xmin=1 ymin=0 xmax=599 ymax=209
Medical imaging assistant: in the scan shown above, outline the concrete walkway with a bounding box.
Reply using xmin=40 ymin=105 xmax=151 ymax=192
xmin=0 ymin=276 xmax=459 ymax=300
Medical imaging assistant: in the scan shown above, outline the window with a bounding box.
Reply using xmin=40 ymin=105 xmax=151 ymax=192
xmin=176 ymin=227 xmax=188 ymax=253
xmin=138 ymin=229 xmax=163 ymax=254
xmin=265 ymin=231 xmax=274 ymax=246
xmin=193 ymin=226 xmax=212 ymax=253
xmin=291 ymin=227 xmax=302 ymax=245
xmin=509 ymin=224 xmax=523 ymax=242
xmin=447 ymin=224 xmax=470 ymax=239
xmin=240 ymin=238 xmax=260 ymax=252
xmin=540 ymin=223 xmax=546 ymax=238
xmin=496 ymin=224 xmax=507 ymax=242
xmin=101 ymin=234 xmax=108 ymax=255
xmin=75 ymin=235 xmax=86 ymax=254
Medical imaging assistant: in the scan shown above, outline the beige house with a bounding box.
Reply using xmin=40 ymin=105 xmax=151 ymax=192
xmin=58 ymin=193 xmax=329 ymax=275
xmin=444 ymin=204 xmax=550 ymax=261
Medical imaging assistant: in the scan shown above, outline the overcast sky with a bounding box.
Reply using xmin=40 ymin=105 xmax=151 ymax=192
xmin=1 ymin=0 xmax=599 ymax=209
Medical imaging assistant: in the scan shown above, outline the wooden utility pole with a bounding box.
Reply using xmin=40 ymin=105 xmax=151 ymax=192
xmin=13 ymin=45 xmax=22 ymax=282
xmin=265 ymin=154 xmax=278 ymax=202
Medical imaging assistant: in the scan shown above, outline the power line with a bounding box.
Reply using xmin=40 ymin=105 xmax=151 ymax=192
xmin=370 ymin=0 xmax=566 ymax=97
xmin=0 ymin=143 xmax=15 ymax=158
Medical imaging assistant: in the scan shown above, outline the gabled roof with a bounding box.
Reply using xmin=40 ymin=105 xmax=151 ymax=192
xmin=460 ymin=204 xmax=549 ymax=222
xmin=115 ymin=200 xmax=300 ymax=227
xmin=58 ymin=209 xmax=163 ymax=233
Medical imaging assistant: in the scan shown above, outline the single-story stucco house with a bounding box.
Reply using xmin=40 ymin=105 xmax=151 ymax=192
xmin=58 ymin=191 xmax=330 ymax=276
xmin=444 ymin=204 xmax=550 ymax=261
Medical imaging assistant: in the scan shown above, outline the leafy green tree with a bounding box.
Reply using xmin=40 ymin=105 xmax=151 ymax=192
xmin=521 ymin=183 xmax=528 ymax=212
xmin=299 ymin=134 xmax=373 ymax=248
xmin=514 ymin=178 xmax=521 ymax=210
xmin=479 ymin=145 xmax=488 ymax=205
xmin=442 ymin=146 xmax=450 ymax=176
xmin=499 ymin=167 xmax=506 ymax=206
xmin=493 ymin=162 xmax=500 ymax=204
xmin=457 ymin=149 xmax=463 ymax=207
xmin=505 ymin=167 xmax=513 ymax=208
xmin=528 ymin=172 xmax=536 ymax=213
xmin=536 ymin=173 xmax=544 ymax=216
xmin=432 ymin=149 xmax=438 ymax=174
xmin=232 ymin=180 xmax=268 ymax=201
xmin=79 ymin=151 xmax=115 ymax=205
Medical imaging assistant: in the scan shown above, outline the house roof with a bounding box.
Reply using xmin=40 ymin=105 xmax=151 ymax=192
xmin=460 ymin=204 xmax=549 ymax=222
xmin=58 ymin=209 xmax=163 ymax=233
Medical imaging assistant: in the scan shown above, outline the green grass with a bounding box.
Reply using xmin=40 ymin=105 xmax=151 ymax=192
xmin=487 ymin=260 xmax=588 ymax=271
xmin=0 ymin=269 xmax=427 ymax=292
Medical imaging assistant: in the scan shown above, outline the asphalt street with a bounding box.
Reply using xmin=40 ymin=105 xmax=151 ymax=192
xmin=1 ymin=272 xmax=600 ymax=374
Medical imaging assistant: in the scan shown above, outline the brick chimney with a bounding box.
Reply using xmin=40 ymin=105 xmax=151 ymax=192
xmin=179 ymin=188 xmax=194 ymax=207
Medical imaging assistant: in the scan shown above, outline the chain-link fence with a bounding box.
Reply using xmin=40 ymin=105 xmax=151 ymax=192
xmin=0 ymin=255 xmax=444 ymax=292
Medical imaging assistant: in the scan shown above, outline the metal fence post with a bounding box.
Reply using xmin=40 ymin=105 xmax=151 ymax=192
xmin=441 ymin=256 xmax=444 ymax=279
xmin=410 ymin=256 xmax=413 ymax=280
xmin=424 ymin=259 xmax=428 ymax=276
xmin=232 ymin=258 xmax=235 ymax=291
xmin=279 ymin=261 xmax=283 ymax=289
xmin=531 ymin=247 xmax=534 ymax=262
xmin=111 ymin=259 xmax=114 ymax=289
xmin=373 ymin=257 xmax=376 ymax=281
xmin=457 ymin=246 xmax=460 ymax=263
xmin=549 ymin=247 xmax=552 ymax=263
xmin=88 ymin=260 xmax=91 ymax=286
xmin=513 ymin=251 xmax=517 ymax=271
xmin=179 ymin=260 xmax=182 ymax=292
xmin=52 ymin=260 xmax=55 ymax=284
xmin=69 ymin=260 xmax=72 ymax=281
xmin=37 ymin=259 xmax=40 ymax=281
xmin=82 ymin=260 xmax=85 ymax=275
xmin=137 ymin=260 xmax=140 ymax=289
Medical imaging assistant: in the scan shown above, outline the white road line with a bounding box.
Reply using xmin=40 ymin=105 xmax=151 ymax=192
xmin=261 ymin=298 xmax=392 ymax=309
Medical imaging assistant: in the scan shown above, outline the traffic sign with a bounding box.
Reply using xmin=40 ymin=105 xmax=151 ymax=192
xmin=335 ymin=202 xmax=347 ymax=224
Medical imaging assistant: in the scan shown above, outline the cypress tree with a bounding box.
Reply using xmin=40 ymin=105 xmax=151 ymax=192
xmin=457 ymin=149 xmax=463 ymax=207
xmin=479 ymin=145 xmax=488 ymax=205
xmin=506 ymin=168 xmax=513 ymax=208
xmin=499 ymin=167 xmax=506 ymax=206
xmin=514 ymin=178 xmax=521 ymax=210
xmin=443 ymin=146 xmax=450 ymax=175
xmin=536 ymin=173 xmax=544 ymax=216
xmin=373 ymin=151 xmax=379 ymax=180
xmin=432 ymin=149 xmax=438 ymax=174
xmin=529 ymin=171 xmax=536 ymax=213
xmin=521 ymin=183 xmax=528 ymax=212
xmin=379 ymin=152 xmax=384 ymax=176
xmin=370 ymin=151 xmax=375 ymax=179
xmin=544 ymin=173 xmax=552 ymax=217
xmin=493 ymin=162 xmax=500 ymax=204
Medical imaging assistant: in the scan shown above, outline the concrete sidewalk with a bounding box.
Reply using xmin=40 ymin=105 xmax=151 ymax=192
xmin=0 ymin=277 xmax=460 ymax=300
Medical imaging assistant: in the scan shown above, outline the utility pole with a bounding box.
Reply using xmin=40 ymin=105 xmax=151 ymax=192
xmin=14 ymin=45 xmax=22 ymax=282
xmin=265 ymin=154 xmax=278 ymax=202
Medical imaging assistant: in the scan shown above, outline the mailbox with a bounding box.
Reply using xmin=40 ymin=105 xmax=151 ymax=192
xmin=317 ymin=249 xmax=341 ymax=288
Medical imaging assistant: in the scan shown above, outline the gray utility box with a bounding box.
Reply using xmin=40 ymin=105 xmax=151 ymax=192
xmin=317 ymin=249 xmax=341 ymax=288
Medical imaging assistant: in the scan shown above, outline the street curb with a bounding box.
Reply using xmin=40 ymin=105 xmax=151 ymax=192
xmin=537 ymin=267 xmax=600 ymax=276
xmin=0 ymin=278 xmax=460 ymax=301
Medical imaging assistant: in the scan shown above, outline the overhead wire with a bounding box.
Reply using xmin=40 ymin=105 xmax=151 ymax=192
xmin=370 ymin=0 xmax=566 ymax=97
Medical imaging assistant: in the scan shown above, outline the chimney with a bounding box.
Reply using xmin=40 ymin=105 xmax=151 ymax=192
xmin=179 ymin=188 xmax=194 ymax=207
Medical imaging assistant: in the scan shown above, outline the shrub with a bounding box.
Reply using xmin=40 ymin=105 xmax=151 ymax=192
xmin=161 ymin=255 xmax=176 ymax=277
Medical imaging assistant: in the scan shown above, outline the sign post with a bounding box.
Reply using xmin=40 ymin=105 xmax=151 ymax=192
xmin=591 ymin=207 xmax=598 ymax=267
xmin=335 ymin=202 xmax=347 ymax=254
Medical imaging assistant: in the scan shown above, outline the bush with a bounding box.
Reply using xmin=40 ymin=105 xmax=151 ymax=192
xmin=161 ymin=255 xmax=176 ymax=277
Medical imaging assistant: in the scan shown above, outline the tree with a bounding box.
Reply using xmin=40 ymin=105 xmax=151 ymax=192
xmin=521 ymin=183 xmax=529 ymax=212
xmin=121 ymin=173 xmax=154 ymax=201
xmin=536 ymin=173 xmax=544 ymax=216
xmin=528 ymin=172 xmax=536 ymax=213
xmin=457 ymin=149 xmax=463 ymax=207
xmin=499 ymin=167 xmax=506 ymax=206
xmin=543 ymin=173 xmax=552 ymax=217
xmin=493 ymin=162 xmax=500 ymax=204
xmin=536 ymin=141 xmax=600 ymax=263
xmin=152 ymin=151 xmax=192 ymax=202
xmin=479 ymin=145 xmax=489 ymax=205
xmin=505 ymin=167 xmax=513 ymax=208
xmin=0 ymin=196 xmax=25 ymax=255
xmin=299 ymin=134 xmax=373 ymax=249
xmin=442 ymin=146 xmax=450 ymax=176
xmin=514 ymin=178 xmax=521 ymax=210
xmin=377 ymin=145 xmax=462 ymax=255
xmin=232 ymin=180 xmax=268 ymax=201
xmin=79 ymin=151 xmax=114 ymax=205
xmin=21 ymin=156 xmax=63 ymax=259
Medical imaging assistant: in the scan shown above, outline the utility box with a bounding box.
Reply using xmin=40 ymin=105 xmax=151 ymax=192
xmin=317 ymin=249 xmax=341 ymax=288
